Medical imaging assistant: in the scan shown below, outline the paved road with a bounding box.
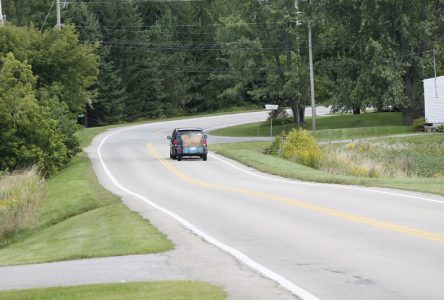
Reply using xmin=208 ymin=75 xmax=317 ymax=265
xmin=87 ymin=110 xmax=444 ymax=300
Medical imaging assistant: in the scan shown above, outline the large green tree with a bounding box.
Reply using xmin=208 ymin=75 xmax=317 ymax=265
xmin=32 ymin=25 xmax=98 ymax=114
xmin=0 ymin=25 xmax=99 ymax=173
xmin=0 ymin=53 xmax=69 ymax=175
xmin=213 ymin=0 xmax=311 ymax=124
xmin=312 ymin=0 xmax=443 ymax=123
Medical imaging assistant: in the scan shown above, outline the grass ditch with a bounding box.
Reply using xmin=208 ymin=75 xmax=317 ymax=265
xmin=210 ymin=134 xmax=444 ymax=196
xmin=0 ymin=281 xmax=226 ymax=300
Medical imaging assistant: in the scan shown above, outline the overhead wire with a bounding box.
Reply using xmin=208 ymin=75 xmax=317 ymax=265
xmin=73 ymin=20 xmax=299 ymax=28
xmin=79 ymin=41 xmax=309 ymax=51
xmin=108 ymin=57 xmax=293 ymax=73
xmin=64 ymin=0 xmax=202 ymax=3
xmin=40 ymin=0 xmax=56 ymax=32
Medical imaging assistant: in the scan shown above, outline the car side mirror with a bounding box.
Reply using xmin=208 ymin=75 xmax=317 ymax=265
xmin=167 ymin=136 xmax=172 ymax=140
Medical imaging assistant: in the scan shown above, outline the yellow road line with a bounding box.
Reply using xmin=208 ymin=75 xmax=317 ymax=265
xmin=147 ymin=143 xmax=444 ymax=244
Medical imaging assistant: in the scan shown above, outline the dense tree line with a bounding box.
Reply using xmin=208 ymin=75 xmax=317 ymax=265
xmin=1 ymin=0 xmax=443 ymax=174
xmin=4 ymin=0 xmax=443 ymax=126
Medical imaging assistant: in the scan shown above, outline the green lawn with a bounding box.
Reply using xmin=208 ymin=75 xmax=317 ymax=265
xmin=211 ymin=112 xmax=414 ymax=140
xmin=210 ymin=134 xmax=444 ymax=196
xmin=0 ymin=281 xmax=226 ymax=300
xmin=0 ymin=152 xmax=173 ymax=266
xmin=311 ymin=126 xmax=414 ymax=141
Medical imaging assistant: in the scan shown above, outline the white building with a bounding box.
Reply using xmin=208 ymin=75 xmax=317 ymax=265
xmin=423 ymin=76 xmax=444 ymax=125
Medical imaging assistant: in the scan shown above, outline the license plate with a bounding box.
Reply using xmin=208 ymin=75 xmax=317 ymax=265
xmin=184 ymin=147 xmax=195 ymax=153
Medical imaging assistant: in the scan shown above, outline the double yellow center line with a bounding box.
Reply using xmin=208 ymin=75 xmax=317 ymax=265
xmin=147 ymin=143 xmax=444 ymax=244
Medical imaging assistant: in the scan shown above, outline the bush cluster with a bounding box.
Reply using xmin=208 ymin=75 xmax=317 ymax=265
xmin=264 ymin=129 xmax=323 ymax=168
xmin=413 ymin=117 xmax=426 ymax=132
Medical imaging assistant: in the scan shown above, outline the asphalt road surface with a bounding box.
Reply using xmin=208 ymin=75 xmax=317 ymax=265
xmin=90 ymin=110 xmax=444 ymax=300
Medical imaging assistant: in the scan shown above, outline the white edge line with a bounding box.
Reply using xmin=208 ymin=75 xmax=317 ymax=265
xmin=208 ymin=153 xmax=444 ymax=205
xmin=97 ymin=126 xmax=321 ymax=300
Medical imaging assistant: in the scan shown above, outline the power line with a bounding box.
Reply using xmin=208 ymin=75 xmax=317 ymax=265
xmin=109 ymin=57 xmax=298 ymax=73
xmin=73 ymin=21 xmax=299 ymax=28
xmin=80 ymin=40 xmax=308 ymax=51
xmin=64 ymin=0 xmax=201 ymax=3
xmin=80 ymin=40 xmax=442 ymax=58
xmin=83 ymin=38 xmax=290 ymax=45
xmin=75 ymin=26 xmax=299 ymax=35
xmin=41 ymin=0 xmax=56 ymax=31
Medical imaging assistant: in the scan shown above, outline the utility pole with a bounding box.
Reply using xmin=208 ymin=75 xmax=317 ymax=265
xmin=56 ymin=0 xmax=61 ymax=29
xmin=308 ymin=20 xmax=316 ymax=130
xmin=295 ymin=0 xmax=316 ymax=130
xmin=0 ymin=0 xmax=4 ymax=26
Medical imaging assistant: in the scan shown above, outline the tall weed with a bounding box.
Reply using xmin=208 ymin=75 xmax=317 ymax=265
xmin=320 ymin=143 xmax=417 ymax=178
xmin=320 ymin=140 xmax=444 ymax=178
xmin=0 ymin=168 xmax=44 ymax=240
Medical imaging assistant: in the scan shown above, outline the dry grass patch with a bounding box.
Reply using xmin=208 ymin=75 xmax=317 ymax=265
xmin=0 ymin=168 xmax=44 ymax=240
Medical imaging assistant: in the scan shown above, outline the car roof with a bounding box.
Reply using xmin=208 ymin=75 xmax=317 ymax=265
xmin=175 ymin=127 xmax=204 ymax=132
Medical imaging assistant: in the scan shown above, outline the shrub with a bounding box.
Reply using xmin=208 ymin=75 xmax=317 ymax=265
xmin=264 ymin=131 xmax=286 ymax=155
xmin=437 ymin=125 xmax=444 ymax=133
xmin=0 ymin=168 xmax=44 ymax=240
xmin=281 ymin=129 xmax=323 ymax=168
xmin=413 ymin=117 xmax=426 ymax=132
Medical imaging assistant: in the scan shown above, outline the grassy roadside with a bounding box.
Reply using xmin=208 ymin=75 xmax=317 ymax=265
xmin=211 ymin=112 xmax=414 ymax=140
xmin=0 ymin=113 xmax=231 ymax=297
xmin=0 ymin=281 xmax=226 ymax=300
xmin=0 ymin=115 xmax=181 ymax=265
xmin=210 ymin=137 xmax=444 ymax=196
xmin=0 ymin=151 xmax=173 ymax=266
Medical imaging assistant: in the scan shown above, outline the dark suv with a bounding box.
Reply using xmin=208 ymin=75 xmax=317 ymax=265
xmin=167 ymin=128 xmax=208 ymax=161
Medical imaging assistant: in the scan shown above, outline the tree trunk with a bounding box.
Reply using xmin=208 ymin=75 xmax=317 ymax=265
xmin=84 ymin=103 xmax=88 ymax=128
xmin=299 ymin=106 xmax=305 ymax=124
xmin=290 ymin=103 xmax=300 ymax=127
xmin=376 ymin=101 xmax=384 ymax=112
xmin=403 ymin=67 xmax=424 ymax=126
xmin=352 ymin=107 xmax=361 ymax=115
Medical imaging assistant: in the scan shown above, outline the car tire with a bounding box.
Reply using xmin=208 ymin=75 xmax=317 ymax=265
xmin=202 ymin=154 xmax=207 ymax=161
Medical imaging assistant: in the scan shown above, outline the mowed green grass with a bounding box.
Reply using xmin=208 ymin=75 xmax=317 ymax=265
xmin=0 ymin=281 xmax=226 ymax=300
xmin=0 ymin=152 xmax=173 ymax=266
xmin=211 ymin=112 xmax=413 ymax=140
xmin=210 ymin=134 xmax=444 ymax=196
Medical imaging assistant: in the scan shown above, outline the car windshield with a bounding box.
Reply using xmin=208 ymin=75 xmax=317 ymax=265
xmin=177 ymin=130 xmax=204 ymax=147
